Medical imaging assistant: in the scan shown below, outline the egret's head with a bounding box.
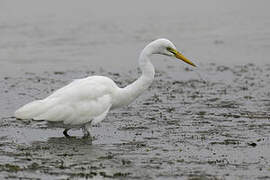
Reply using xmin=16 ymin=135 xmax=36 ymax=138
xmin=148 ymin=38 xmax=196 ymax=67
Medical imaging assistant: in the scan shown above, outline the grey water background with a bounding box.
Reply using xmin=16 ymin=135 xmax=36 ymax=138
xmin=1 ymin=0 xmax=270 ymax=77
xmin=1 ymin=0 xmax=270 ymax=179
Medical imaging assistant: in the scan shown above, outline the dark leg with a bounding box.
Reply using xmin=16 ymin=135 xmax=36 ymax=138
xmin=63 ymin=129 xmax=71 ymax=138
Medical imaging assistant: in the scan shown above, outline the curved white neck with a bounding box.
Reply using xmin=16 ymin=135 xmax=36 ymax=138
xmin=113 ymin=46 xmax=155 ymax=108
xmin=138 ymin=46 xmax=155 ymax=81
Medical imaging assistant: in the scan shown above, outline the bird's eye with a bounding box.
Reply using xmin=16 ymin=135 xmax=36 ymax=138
xmin=167 ymin=47 xmax=176 ymax=54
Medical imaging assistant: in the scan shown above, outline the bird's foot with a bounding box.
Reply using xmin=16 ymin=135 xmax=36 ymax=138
xmin=92 ymin=123 xmax=101 ymax=127
xmin=82 ymin=124 xmax=93 ymax=141
xmin=63 ymin=129 xmax=72 ymax=138
xmin=82 ymin=130 xmax=93 ymax=140
xmin=82 ymin=134 xmax=93 ymax=140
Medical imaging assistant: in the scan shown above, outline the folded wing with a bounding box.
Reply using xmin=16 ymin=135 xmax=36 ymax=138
xmin=15 ymin=76 xmax=115 ymax=125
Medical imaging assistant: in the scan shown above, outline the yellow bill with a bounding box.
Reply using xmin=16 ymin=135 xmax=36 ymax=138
xmin=168 ymin=47 xmax=196 ymax=67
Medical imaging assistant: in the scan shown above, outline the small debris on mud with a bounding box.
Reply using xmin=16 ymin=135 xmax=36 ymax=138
xmin=1 ymin=64 xmax=270 ymax=179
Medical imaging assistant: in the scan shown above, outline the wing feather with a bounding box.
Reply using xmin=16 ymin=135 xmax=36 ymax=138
xmin=15 ymin=76 xmax=115 ymax=125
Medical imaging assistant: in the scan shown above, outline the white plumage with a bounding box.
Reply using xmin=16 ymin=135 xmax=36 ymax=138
xmin=14 ymin=38 xmax=196 ymax=139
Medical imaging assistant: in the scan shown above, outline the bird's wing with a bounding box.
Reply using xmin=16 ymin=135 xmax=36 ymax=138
xmin=15 ymin=76 xmax=115 ymax=125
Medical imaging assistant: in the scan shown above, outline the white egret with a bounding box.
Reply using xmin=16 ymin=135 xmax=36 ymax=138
xmin=14 ymin=38 xmax=196 ymax=138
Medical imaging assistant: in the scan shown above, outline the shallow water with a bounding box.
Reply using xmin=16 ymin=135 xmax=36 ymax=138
xmin=1 ymin=64 xmax=270 ymax=179
xmin=1 ymin=0 xmax=270 ymax=77
xmin=1 ymin=0 xmax=270 ymax=179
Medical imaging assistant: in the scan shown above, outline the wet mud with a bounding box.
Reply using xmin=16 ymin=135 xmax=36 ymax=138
xmin=1 ymin=63 xmax=270 ymax=179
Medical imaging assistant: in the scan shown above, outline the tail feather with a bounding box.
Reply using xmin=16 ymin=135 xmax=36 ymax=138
xmin=14 ymin=98 xmax=58 ymax=120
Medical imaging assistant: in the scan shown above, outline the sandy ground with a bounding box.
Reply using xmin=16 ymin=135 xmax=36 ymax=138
xmin=1 ymin=0 xmax=270 ymax=179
